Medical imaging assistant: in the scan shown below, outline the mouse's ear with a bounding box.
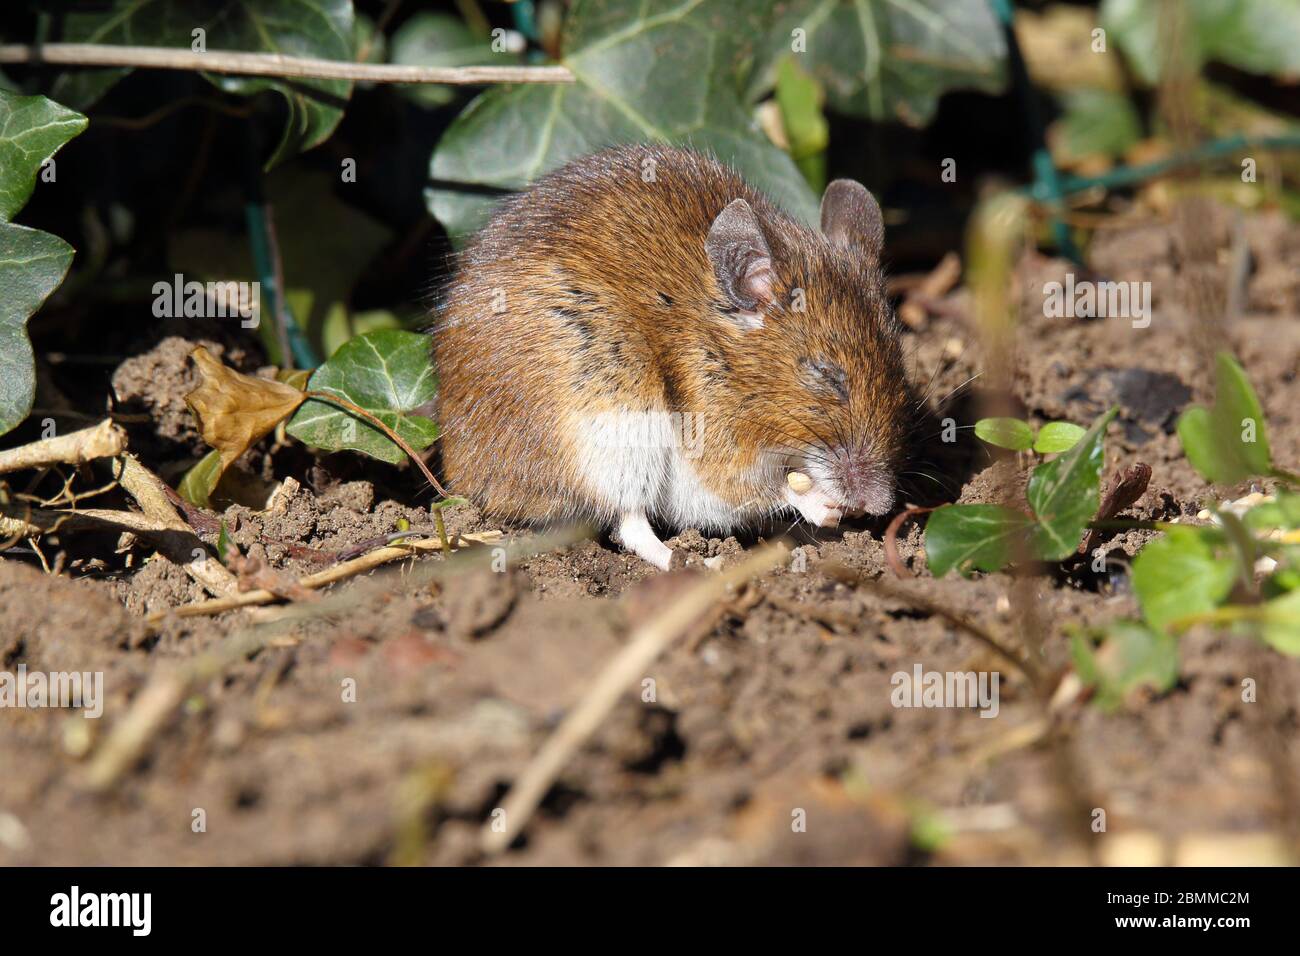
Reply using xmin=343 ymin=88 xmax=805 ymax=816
xmin=820 ymin=179 xmax=884 ymax=261
xmin=706 ymin=199 xmax=776 ymax=329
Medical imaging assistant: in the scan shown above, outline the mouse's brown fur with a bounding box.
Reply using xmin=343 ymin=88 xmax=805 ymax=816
xmin=433 ymin=144 xmax=910 ymax=564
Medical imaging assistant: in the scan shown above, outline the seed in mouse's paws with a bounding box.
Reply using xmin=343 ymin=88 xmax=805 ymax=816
xmin=787 ymin=471 xmax=813 ymax=494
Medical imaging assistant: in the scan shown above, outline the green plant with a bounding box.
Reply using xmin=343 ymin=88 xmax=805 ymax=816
xmin=974 ymin=416 xmax=1086 ymax=454
xmin=1075 ymin=354 xmax=1299 ymax=708
xmin=427 ymin=0 xmax=1008 ymax=241
xmin=179 ymin=330 xmax=441 ymax=507
xmin=0 ymin=89 xmax=87 ymax=437
xmin=925 ymin=407 xmax=1117 ymax=577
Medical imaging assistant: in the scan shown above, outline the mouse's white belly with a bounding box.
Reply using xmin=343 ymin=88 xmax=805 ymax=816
xmin=571 ymin=409 xmax=751 ymax=531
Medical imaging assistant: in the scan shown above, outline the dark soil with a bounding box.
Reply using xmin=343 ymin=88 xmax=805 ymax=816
xmin=2 ymin=203 xmax=1298 ymax=866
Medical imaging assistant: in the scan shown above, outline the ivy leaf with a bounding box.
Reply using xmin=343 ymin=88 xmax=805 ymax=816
xmin=390 ymin=12 xmax=515 ymax=109
xmin=0 ymin=91 xmax=88 ymax=220
xmin=1102 ymin=0 xmax=1300 ymax=86
xmin=286 ymin=330 xmax=439 ymax=465
xmin=51 ymin=0 xmax=355 ymax=168
xmin=1176 ymin=352 xmax=1272 ymax=485
xmin=974 ymin=416 xmax=1033 ymax=451
xmin=749 ymin=0 xmax=1008 ymax=126
xmin=427 ymin=0 xmax=818 ymax=241
xmin=1071 ymin=621 xmax=1180 ymax=711
xmin=924 ymin=503 xmax=1031 ymax=577
xmin=1132 ymin=526 xmax=1237 ymax=634
xmin=1027 ymin=406 xmax=1118 ymax=560
xmin=1032 ymin=421 xmax=1086 ymax=454
xmin=0 ymin=225 xmax=74 ymax=436
xmin=0 ymin=88 xmax=87 ymax=437
xmin=178 ymin=448 xmax=224 ymax=509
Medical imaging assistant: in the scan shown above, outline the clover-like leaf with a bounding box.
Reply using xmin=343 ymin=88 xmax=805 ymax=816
xmin=1027 ymin=406 xmax=1118 ymax=560
xmin=1132 ymin=526 xmax=1237 ymax=634
xmin=975 ymin=417 xmax=1034 ymax=451
xmin=427 ymin=0 xmax=818 ymax=240
xmin=924 ymin=503 xmax=1031 ymax=577
xmin=286 ymin=330 xmax=438 ymax=464
xmin=750 ymin=0 xmax=1007 ymax=126
xmin=52 ymin=0 xmax=355 ymax=168
xmin=1176 ymin=352 xmax=1272 ymax=485
xmin=1033 ymin=421 xmax=1086 ymax=454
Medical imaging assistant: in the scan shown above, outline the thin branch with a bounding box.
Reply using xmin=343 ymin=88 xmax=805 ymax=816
xmin=118 ymin=455 xmax=238 ymax=598
xmin=0 ymin=419 xmax=126 ymax=474
xmin=146 ymin=530 xmax=502 ymax=625
xmin=0 ymin=43 xmax=574 ymax=85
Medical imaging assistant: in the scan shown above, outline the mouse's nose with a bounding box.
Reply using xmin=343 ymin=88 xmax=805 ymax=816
xmin=836 ymin=456 xmax=895 ymax=517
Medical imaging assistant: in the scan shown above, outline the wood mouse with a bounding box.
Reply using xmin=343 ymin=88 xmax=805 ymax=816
xmin=433 ymin=145 xmax=911 ymax=570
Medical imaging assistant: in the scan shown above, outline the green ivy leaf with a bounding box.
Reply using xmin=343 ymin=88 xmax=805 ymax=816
xmin=1032 ymin=421 xmax=1086 ymax=454
xmin=286 ymin=330 xmax=438 ymax=465
xmin=1132 ymin=526 xmax=1237 ymax=634
xmin=0 ymin=89 xmax=87 ymax=437
xmin=924 ymin=503 xmax=1031 ymax=577
xmin=1176 ymin=352 xmax=1272 ymax=485
xmin=177 ymin=448 xmax=224 ymax=509
xmin=0 ymin=91 xmax=88 ymax=220
xmin=51 ymin=0 xmax=355 ymax=168
xmin=390 ymin=12 xmax=514 ymax=109
xmin=1027 ymin=406 xmax=1118 ymax=560
xmin=1102 ymin=0 xmax=1300 ymax=86
xmin=0 ymin=224 xmax=74 ymax=436
xmin=1071 ymin=621 xmax=1180 ymax=711
xmin=974 ymin=416 xmax=1034 ymax=451
xmin=427 ymin=0 xmax=818 ymax=240
xmin=749 ymin=0 xmax=1007 ymax=126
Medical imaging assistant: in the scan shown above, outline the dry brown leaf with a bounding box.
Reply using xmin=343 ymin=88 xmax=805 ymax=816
xmin=185 ymin=347 xmax=305 ymax=475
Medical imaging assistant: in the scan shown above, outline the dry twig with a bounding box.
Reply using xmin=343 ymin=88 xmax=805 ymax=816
xmin=0 ymin=43 xmax=574 ymax=85
xmin=0 ymin=419 xmax=126 ymax=474
xmin=146 ymin=531 xmax=502 ymax=624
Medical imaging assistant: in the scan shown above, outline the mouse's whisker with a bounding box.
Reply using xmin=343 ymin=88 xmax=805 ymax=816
xmin=932 ymin=370 xmax=983 ymax=412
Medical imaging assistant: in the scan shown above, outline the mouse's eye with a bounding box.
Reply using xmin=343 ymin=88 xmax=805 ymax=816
xmin=799 ymin=357 xmax=849 ymax=402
